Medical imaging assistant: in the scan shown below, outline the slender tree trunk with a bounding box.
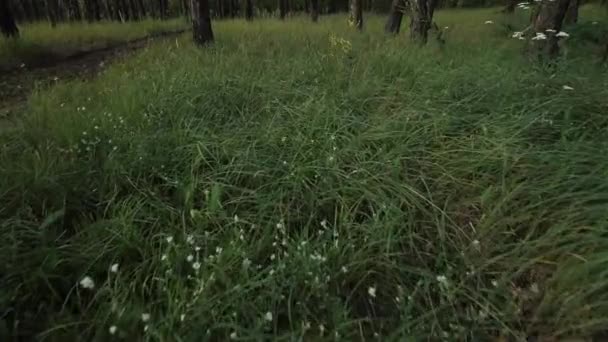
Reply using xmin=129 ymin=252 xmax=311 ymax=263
xmin=191 ymin=0 xmax=214 ymax=45
xmin=350 ymin=0 xmax=363 ymax=30
xmin=564 ymin=0 xmax=578 ymax=24
xmin=529 ymin=0 xmax=571 ymax=60
xmin=46 ymin=0 xmax=58 ymax=25
xmin=279 ymin=0 xmax=287 ymax=19
xmin=408 ymin=0 xmax=437 ymax=44
xmin=505 ymin=0 xmax=516 ymax=13
xmin=385 ymin=0 xmax=404 ymax=33
xmin=244 ymin=0 xmax=254 ymax=20
xmin=311 ymin=0 xmax=319 ymax=21
xmin=0 ymin=0 xmax=19 ymax=37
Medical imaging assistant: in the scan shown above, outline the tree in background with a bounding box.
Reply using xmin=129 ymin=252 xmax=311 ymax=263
xmin=279 ymin=0 xmax=288 ymax=19
xmin=311 ymin=0 xmax=319 ymax=21
xmin=350 ymin=0 xmax=363 ymax=30
xmin=504 ymin=0 xmax=517 ymax=13
xmin=0 ymin=0 xmax=19 ymax=37
xmin=529 ymin=0 xmax=571 ymax=59
xmin=244 ymin=0 xmax=254 ymax=20
xmin=192 ymin=0 xmax=214 ymax=45
xmin=385 ymin=0 xmax=405 ymax=33
xmin=408 ymin=0 xmax=438 ymax=43
xmin=564 ymin=0 xmax=579 ymax=24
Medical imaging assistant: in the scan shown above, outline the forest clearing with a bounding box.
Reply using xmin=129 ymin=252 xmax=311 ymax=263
xmin=1 ymin=0 xmax=608 ymax=340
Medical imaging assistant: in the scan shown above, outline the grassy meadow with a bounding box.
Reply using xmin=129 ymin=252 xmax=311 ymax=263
xmin=1 ymin=6 xmax=608 ymax=340
xmin=0 ymin=18 xmax=186 ymax=69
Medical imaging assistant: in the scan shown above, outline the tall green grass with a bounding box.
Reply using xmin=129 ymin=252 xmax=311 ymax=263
xmin=0 ymin=18 xmax=186 ymax=68
xmin=1 ymin=7 xmax=608 ymax=341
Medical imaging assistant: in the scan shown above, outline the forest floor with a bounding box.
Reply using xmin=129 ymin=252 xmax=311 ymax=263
xmin=0 ymin=29 xmax=186 ymax=127
xmin=1 ymin=7 xmax=608 ymax=341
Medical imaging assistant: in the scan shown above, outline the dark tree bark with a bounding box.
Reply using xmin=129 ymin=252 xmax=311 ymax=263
xmin=244 ymin=0 xmax=254 ymax=20
xmin=279 ymin=0 xmax=287 ymax=19
xmin=504 ymin=0 xmax=517 ymax=13
xmin=564 ymin=0 xmax=579 ymax=24
xmin=159 ymin=0 xmax=168 ymax=19
xmin=66 ymin=0 xmax=82 ymax=21
xmin=408 ymin=0 xmax=438 ymax=44
xmin=385 ymin=0 xmax=404 ymax=34
xmin=0 ymin=0 xmax=19 ymax=37
xmin=311 ymin=0 xmax=319 ymax=21
xmin=350 ymin=0 xmax=363 ymax=30
xmin=46 ymin=0 xmax=59 ymax=25
xmin=128 ymin=0 xmax=140 ymax=19
xmin=192 ymin=0 xmax=214 ymax=45
xmin=530 ymin=0 xmax=571 ymax=60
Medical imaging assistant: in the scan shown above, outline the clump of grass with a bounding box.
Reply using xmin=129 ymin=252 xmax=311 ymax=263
xmin=0 ymin=18 xmax=187 ymax=69
xmin=1 ymin=7 xmax=608 ymax=341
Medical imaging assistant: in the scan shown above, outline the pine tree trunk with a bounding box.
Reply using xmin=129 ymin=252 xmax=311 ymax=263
xmin=245 ymin=0 xmax=254 ymax=20
xmin=408 ymin=0 xmax=437 ymax=44
xmin=191 ymin=0 xmax=214 ymax=45
xmin=279 ymin=0 xmax=287 ymax=19
xmin=350 ymin=0 xmax=363 ymax=30
xmin=505 ymin=0 xmax=516 ymax=13
xmin=385 ymin=0 xmax=404 ymax=34
xmin=530 ymin=0 xmax=571 ymax=60
xmin=311 ymin=0 xmax=319 ymax=22
xmin=564 ymin=0 xmax=578 ymax=25
xmin=0 ymin=0 xmax=19 ymax=37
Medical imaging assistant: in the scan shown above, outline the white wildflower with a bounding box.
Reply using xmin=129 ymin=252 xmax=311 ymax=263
xmin=79 ymin=276 xmax=95 ymax=289
xmin=264 ymin=311 xmax=273 ymax=322
xmin=141 ymin=313 xmax=151 ymax=322
xmin=319 ymin=324 xmax=325 ymax=335
xmin=562 ymin=85 xmax=574 ymax=90
xmin=436 ymin=275 xmax=448 ymax=285
xmin=192 ymin=262 xmax=201 ymax=270
xmin=180 ymin=314 xmax=186 ymax=322
xmin=276 ymin=221 xmax=284 ymax=229
xmin=110 ymin=263 xmax=119 ymax=273
xmin=215 ymin=247 xmax=223 ymax=255
xmin=320 ymin=219 xmax=328 ymax=228
xmin=195 ymin=246 xmax=201 ymax=252
xmin=484 ymin=20 xmax=494 ymax=24
xmin=281 ymin=136 xmax=287 ymax=142
xmin=166 ymin=236 xmax=174 ymax=243
xmin=512 ymin=31 xmax=523 ymax=39
xmin=109 ymin=325 xmax=117 ymax=335
xmin=545 ymin=28 xmax=556 ymax=33
xmin=234 ymin=214 xmax=239 ymax=223
xmin=592 ymin=21 xmax=598 ymax=25
xmin=531 ymin=32 xmax=547 ymax=40
xmin=368 ymin=286 xmax=377 ymax=298
xmin=230 ymin=331 xmax=238 ymax=340
xmin=242 ymin=258 xmax=252 ymax=269
xmin=491 ymin=279 xmax=499 ymax=287
xmin=556 ymin=31 xmax=569 ymax=38
xmin=161 ymin=254 xmax=168 ymax=261
xmin=186 ymin=234 xmax=194 ymax=245
xmin=341 ymin=266 xmax=348 ymax=273
xmin=472 ymin=240 xmax=480 ymax=248
xmin=186 ymin=254 xmax=194 ymax=262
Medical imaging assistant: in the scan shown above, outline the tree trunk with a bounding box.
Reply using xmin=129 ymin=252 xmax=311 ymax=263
xmin=279 ymin=0 xmax=287 ymax=19
xmin=385 ymin=0 xmax=404 ymax=34
xmin=244 ymin=0 xmax=254 ymax=20
xmin=350 ymin=0 xmax=363 ymax=30
xmin=504 ymin=0 xmax=516 ymax=13
xmin=408 ymin=0 xmax=437 ymax=44
xmin=530 ymin=0 xmax=571 ymax=60
xmin=564 ymin=0 xmax=578 ymax=24
xmin=0 ymin=0 xmax=19 ymax=37
xmin=191 ymin=0 xmax=214 ymax=45
xmin=311 ymin=0 xmax=319 ymax=21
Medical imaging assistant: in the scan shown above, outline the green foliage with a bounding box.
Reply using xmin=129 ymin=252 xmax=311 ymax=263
xmin=1 ymin=7 xmax=608 ymax=341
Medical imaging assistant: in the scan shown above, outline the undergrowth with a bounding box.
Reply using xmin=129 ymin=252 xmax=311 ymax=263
xmin=1 ymin=6 xmax=608 ymax=341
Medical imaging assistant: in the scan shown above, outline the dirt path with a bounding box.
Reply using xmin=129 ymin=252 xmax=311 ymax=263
xmin=0 ymin=29 xmax=186 ymax=127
